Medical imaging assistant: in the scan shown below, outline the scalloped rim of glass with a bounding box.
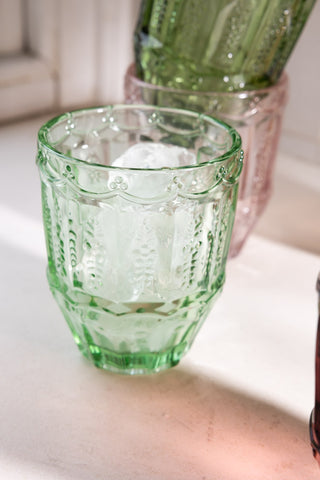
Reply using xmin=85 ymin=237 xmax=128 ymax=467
xmin=37 ymin=104 xmax=242 ymax=173
xmin=126 ymin=64 xmax=288 ymax=99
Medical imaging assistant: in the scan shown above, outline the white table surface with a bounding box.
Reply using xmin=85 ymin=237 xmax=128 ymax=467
xmin=0 ymin=116 xmax=320 ymax=479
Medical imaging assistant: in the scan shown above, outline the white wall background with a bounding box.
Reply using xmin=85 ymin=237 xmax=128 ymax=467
xmin=0 ymin=0 xmax=319 ymax=165
xmin=0 ymin=0 xmax=141 ymax=122
xmin=280 ymin=0 xmax=320 ymax=165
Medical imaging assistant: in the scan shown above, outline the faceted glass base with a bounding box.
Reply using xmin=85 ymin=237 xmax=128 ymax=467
xmin=75 ymin=340 xmax=189 ymax=375
xmin=49 ymin=274 xmax=220 ymax=374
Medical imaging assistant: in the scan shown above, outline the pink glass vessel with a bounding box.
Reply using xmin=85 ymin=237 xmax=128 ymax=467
xmin=124 ymin=64 xmax=289 ymax=256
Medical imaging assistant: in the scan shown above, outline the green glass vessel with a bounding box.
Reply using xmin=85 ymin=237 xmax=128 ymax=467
xmin=37 ymin=105 xmax=242 ymax=375
xmin=134 ymin=0 xmax=315 ymax=92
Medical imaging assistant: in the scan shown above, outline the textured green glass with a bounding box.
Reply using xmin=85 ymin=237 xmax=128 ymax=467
xmin=37 ymin=105 xmax=242 ymax=374
xmin=134 ymin=0 xmax=316 ymax=92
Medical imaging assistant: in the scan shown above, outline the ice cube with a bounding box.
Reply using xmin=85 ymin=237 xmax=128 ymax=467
xmin=109 ymin=142 xmax=196 ymax=199
xmin=83 ymin=144 xmax=200 ymax=303
xmin=112 ymin=142 xmax=196 ymax=169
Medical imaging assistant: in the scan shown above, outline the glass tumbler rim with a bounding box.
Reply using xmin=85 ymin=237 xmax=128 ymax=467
xmin=37 ymin=104 xmax=242 ymax=173
xmin=125 ymin=63 xmax=289 ymax=99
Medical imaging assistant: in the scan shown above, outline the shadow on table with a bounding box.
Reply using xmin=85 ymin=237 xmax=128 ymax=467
xmin=0 ymin=241 xmax=318 ymax=479
xmin=1 ymin=358 xmax=318 ymax=479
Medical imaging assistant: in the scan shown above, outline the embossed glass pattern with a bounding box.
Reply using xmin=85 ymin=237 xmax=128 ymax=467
xmin=134 ymin=0 xmax=315 ymax=92
xmin=37 ymin=105 xmax=242 ymax=374
xmin=125 ymin=66 xmax=288 ymax=256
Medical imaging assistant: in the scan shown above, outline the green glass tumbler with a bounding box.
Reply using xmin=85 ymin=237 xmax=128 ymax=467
xmin=134 ymin=0 xmax=315 ymax=92
xmin=37 ymin=105 xmax=242 ymax=374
